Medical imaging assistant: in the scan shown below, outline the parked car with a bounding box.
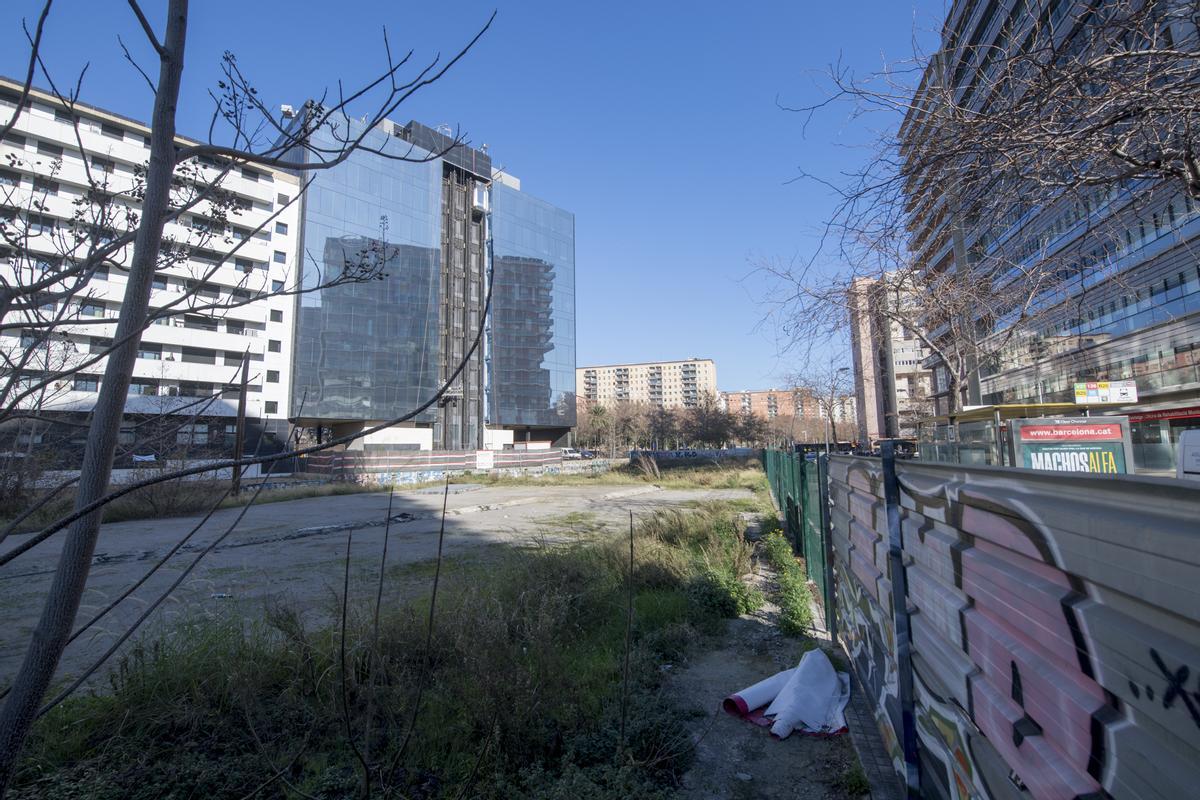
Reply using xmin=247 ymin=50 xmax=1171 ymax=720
xmin=561 ymin=447 xmax=583 ymax=460
xmin=580 ymin=449 xmax=598 ymax=459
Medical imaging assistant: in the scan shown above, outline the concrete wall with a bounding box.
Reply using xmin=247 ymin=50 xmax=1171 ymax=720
xmin=827 ymin=455 xmax=1200 ymax=800
xmin=300 ymin=448 xmax=618 ymax=485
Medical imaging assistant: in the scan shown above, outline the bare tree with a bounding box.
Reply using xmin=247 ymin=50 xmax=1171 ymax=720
xmin=789 ymin=362 xmax=853 ymax=446
xmin=0 ymin=1 xmax=493 ymax=790
xmin=761 ymin=0 xmax=1200 ymax=413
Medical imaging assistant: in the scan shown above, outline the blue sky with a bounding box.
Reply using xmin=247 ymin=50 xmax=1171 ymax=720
xmin=2 ymin=1 xmax=946 ymax=392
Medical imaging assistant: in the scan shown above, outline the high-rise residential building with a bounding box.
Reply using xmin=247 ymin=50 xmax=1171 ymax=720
xmin=285 ymin=115 xmax=575 ymax=451
xmin=903 ymin=1 xmax=1200 ymax=471
xmin=0 ymin=77 xmax=576 ymax=463
xmin=577 ymin=358 xmax=716 ymax=409
xmin=848 ymin=276 xmax=933 ymax=441
xmin=0 ymin=77 xmax=299 ymax=463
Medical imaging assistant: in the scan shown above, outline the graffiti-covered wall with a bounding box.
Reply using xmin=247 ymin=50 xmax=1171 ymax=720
xmin=827 ymin=455 xmax=1200 ymax=800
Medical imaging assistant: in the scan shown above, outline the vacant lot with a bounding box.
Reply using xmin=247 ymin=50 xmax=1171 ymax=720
xmin=0 ymin=476 xmax=756 ymax=686
xmin=6 ymin=465 xmax=831 ymax=799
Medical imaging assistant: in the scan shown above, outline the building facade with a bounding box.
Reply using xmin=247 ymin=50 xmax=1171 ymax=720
xmin=286 ymin=114 xmax=575 ymax=451
xmin=720 ymin=387 xmax=812 ymax=420
xmin=0 ymin=78 xmax=576 ymax=462
xmin=0 ymin=78 xmax=299 ymax=464
xmin=848 ymin=276 xmax=933 ymax=441
xmin=903 ymin=1 xmax=1200 ymax=471
xmin=577 ymin=358 xmax=717 ymax=409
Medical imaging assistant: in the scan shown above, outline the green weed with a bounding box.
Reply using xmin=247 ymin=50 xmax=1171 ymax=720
xmin=11 ymin=492 xmax=765 ymax=799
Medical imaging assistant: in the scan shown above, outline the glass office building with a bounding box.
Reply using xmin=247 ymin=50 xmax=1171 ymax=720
xmin=289 ymin=121 xmax=442 ymax=424
xmin=287 ymin=117 xmax=576 ymax=448
xmin=490 ymin=184 xmax=577 ymax=431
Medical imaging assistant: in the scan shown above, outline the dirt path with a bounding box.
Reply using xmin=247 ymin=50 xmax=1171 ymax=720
xmin=669 ymin=566 xmax=868 ymax=800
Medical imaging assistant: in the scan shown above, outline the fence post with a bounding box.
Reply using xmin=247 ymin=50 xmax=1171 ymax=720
xmin=816 ymin=453 xmax=835 ymax=641
xmin=881 ymin=441 xmax=920 ymax=796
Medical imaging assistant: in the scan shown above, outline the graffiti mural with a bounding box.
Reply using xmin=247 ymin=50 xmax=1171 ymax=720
xmin=825 ymin=454 xmax=1200 ymax=800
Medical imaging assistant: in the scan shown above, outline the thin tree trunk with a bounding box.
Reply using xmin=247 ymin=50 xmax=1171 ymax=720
xmin=0 ymin=3 xmax=188 ymax=792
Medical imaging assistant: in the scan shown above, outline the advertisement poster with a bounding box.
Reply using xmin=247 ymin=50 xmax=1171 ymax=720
xmin=1009 ymin=417 xmax=1133 ymax=474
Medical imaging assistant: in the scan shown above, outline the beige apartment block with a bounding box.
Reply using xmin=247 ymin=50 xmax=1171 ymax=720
xmin=577 ymin=358 xmax=717 ymax=409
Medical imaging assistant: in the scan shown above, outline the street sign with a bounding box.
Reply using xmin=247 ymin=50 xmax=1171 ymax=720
xmin=1073 ymin=380 xmax=1137 ymax=404
xmin=1008 ymin=417 xmax=1133 ymax=474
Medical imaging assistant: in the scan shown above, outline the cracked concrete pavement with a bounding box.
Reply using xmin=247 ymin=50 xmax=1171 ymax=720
xmin=0 ymin=481 xmax=750 ymax=686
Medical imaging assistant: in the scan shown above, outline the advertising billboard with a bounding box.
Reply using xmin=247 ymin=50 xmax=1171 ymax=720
xmin=1009 ymin=417 xmax=1133 ymax=474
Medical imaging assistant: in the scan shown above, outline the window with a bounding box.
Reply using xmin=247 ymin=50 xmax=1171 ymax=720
xmin=176 ymin=422 xmax=209 ymax=444
xmin=268 ymin=339 xmax=281 ymax=353
xmin=273 ymin=250 xmax=286 ymax=264
xmin=101 ymin=122 xmax=124 ymax=140
xmin=73 ymin=375 xmax=99 ymax=391
xmin=55 ymin=108 xmax=79 ymax=124
xmin=277 ymin=193 xmax=289 ymax=206
xmin=274 ymin=221 xmax=288 ymax=235
xmin=181 ymin=346 xmax=216 ymax=365
xmin=266 ymin=370 xmax=279 ymax=383
xmin=37 ymin=140 xmax=63 ymax=158
xmin=242 ymin=167 xmax=260 ymax=182
xmin=226 ymin=320 xmax=244 ymax=335
xmin=2 ymin=132 xmax=26 ymax=147
xmin=270 ymin=310 xmax=283 ymax=323
xmin=89 ymin=337 xmax=112 ymax=354
xmin=271 ymin=279 xmax=284 ymax=293
xmin=33 ymin=177 xmax=58 ymax=195
xmin=184 ymin=280 xmax=220 ymax=300
xmin=80 ymin=302 xmax=105 ymax=317
xmin=224 ymin=351 xmax=244 ymax=366
xmin=29 ymin=214 xmax=56 ymax=235
xmin=0 ymin=169 xmax=19 ymax=187
xmin=152 ymin=275 xmax=168 ymax=290
xmin=265 ymin=401 xmax=278 ymax=414
xmin=235 ymin=257 xmax=257 ymax=273
xmin=183 ymin=314 xmax=217 ymax=332
xmin=128 ymin=380 xmax=158 ymax=397
xmin=137 ymin=342 xmax=161 ymax=360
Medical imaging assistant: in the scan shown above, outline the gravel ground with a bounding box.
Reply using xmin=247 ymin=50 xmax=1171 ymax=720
xmin=0 ymin=481 xmax=752 ymax=686
xmin=669 ymin=564 xmax=867 ymax=800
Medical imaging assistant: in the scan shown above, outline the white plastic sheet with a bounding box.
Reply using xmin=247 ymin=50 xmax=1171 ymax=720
xmin=722 ymin=649 xmax=850 ymax=739
xmin=722 ymin=668 xmax=796 ymax=716
xmin=766 ymin=649 xmax=850 ymax=738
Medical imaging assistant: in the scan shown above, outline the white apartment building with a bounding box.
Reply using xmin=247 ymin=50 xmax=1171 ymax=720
xmin=0 ymin=78 xmax=300 ymax=453
xmin=577 ymin=358 xmax=717 ymax=409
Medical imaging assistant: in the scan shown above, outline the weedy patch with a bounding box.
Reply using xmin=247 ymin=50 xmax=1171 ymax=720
xmin=761 ymin=530 xmax=816 ymax=636
xmin=11 ymin=477 xmax=770 ymax=800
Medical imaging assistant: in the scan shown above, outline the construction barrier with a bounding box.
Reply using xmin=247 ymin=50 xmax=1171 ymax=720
xmin=768 ymin=446 xmax=1200 ymax=799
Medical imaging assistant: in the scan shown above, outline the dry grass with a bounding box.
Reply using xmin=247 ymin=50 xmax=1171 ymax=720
xmin=12 ymin=495 xmax=766 ymax=800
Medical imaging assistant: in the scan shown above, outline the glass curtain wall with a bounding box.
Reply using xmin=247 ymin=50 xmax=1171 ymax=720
xmin=490 ymin=184 xmax=576 ymax=428
xmin=290 ymin=121 xmax=442 ymax=422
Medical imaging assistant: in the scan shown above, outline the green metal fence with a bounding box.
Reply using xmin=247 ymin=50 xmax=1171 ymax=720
xmin=762 ymin=449 xmax=832 ymax=630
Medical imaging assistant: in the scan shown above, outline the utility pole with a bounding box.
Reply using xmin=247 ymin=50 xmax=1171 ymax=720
xmin=231 ymin=351 xmax=249 ymax=496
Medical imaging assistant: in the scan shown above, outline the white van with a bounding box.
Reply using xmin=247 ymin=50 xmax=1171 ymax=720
xmin=1177 ymin=430 xmax=1200 ymax=481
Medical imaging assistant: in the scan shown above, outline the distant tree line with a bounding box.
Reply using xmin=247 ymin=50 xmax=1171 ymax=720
xmin=574 ymin=398 xmax=829 ymax=455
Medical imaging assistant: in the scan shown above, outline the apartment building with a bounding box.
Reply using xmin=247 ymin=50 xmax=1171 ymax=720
xmin=0 ymin=77 xmax=299 ymax=463
xmin=577 ymin=358 xmax=716 ymax=409
xmin=903 ymin=1 xmax=1200 ymax=470
xmin=848 ymin=276 xmax=933 ymax=441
